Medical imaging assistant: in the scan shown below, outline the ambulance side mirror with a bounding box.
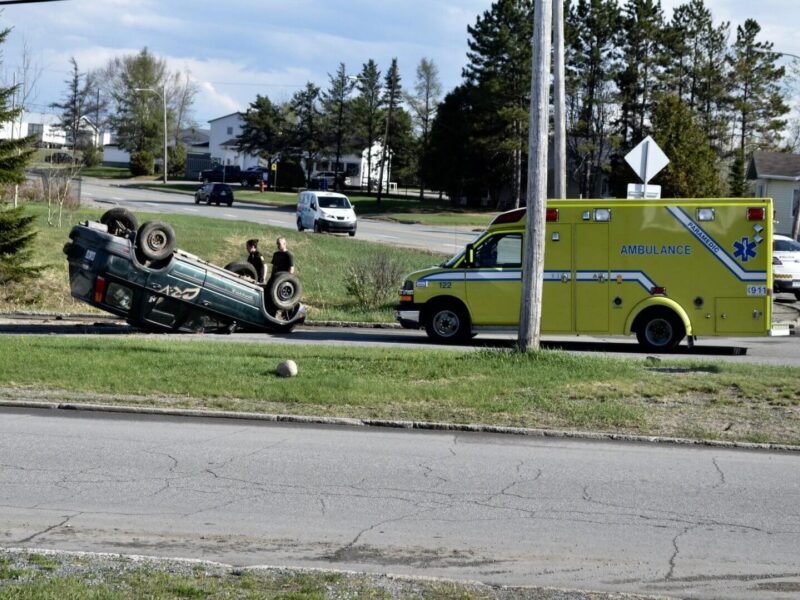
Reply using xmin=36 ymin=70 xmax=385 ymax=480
xmin=465 ymin=243 xmax=475 ymax=267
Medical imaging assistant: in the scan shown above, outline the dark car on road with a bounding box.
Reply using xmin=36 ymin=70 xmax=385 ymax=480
xmin=195 ymin=183 xmax=234 ymax=206
xmin=63 ymin=208 xmax=305 ymax=334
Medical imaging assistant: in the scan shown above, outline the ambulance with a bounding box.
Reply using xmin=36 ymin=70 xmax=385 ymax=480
xmin=395 ymin=198 xmax=774 ymax=351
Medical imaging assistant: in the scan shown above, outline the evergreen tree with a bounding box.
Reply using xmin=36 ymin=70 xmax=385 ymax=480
xmin=566 ymin=0 xmax=621 ymax=197
xmin=727 ymin=150 xmax=747 ymax=197
xmin=377 ymin=58 xmax=402 ymax=202
xmin=406 ymin=58 xmax=442 ymax=199
xmin=728 ymin=19 xmax=789 ymax=155
xmin=236 ymin=94 xmax=288 ymax=161
xmin=351 ymin=59 xmax=383 ymax=192
xmin=50 ymin=57 xmax=94 ymax=152
xmin=694 ymin=15 xmax=730 ymax=154
xmin=320 ymin=63 xmax=356 ymax=191
xmin=425 ymin=85 xmax=483 ymax=202
xmin=0 ymin=25 xmax=37 ymax=284
xmin=290 ymin=82 xmax=323 ymax=186
xmin=650 ymin=94 xmax=721 ymax=197
xmin=464 ymin=0 xmax=534 ymax=208
xmin=614 ymin=0 xmax=667 ymax=146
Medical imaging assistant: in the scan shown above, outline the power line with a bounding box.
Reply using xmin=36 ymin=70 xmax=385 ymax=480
xmin=0 ymin=0 xmax=68 ymax=5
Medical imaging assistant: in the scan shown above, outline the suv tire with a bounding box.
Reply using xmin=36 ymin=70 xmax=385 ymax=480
xmin=100 ymin=208 xmax=138 ymax=238
xmin=137 ymin=221 xmax=177 ymax=261
xmin=224 ymin=262 xmax=258 ymax=282
xmin=269 ymin=272 xmax=303 ymax=310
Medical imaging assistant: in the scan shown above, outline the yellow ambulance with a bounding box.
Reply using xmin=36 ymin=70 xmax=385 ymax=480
xmin=396 ymin=198 xmax=774 ymax=351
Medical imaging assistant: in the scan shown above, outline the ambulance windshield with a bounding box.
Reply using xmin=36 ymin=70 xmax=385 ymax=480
xmin=441 ymin=232 xmax=484 ymax=267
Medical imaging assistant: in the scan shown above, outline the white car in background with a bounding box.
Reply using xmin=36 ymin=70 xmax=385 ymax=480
xmin=773 ymin=234 xmax=800 ymax=301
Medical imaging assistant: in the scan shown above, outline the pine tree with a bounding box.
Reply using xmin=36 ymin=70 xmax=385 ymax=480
xmin=376 ymin=58 xmax=402 ymax=203
xmin=50 ymin=57 xmax=93 ymax=152
xmin=0 ymin=25 xmax=37 ymax=284
xmin=615 ymin=0 xmax=667 ymax=146
xmin=728 ymin=19 xmax=789 ymax=156
xmin=236 ymin=94 xmax=288 ymax=160
xmin=463 ymin=0 xmax=534 ymax=208
xmin=290 ymin=82 xmax=323 ymax=186
xmin=566 ymin=0 xmax=621 ymax=197
xmin=320 ymin=63 xmax=356 ymax=191
xmin=351 ymin=60 xmax=383 ymax=192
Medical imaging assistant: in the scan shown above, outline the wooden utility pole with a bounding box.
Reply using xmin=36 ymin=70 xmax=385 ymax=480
xmin=519 ymin=0 xmax=553 ymax=352
xmin=553 ymin=0 xmax=566 ymax=199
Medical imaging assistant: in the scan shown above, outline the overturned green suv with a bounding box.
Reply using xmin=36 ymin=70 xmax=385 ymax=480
xmin=63 ymin=208 xmax=305 ymax=334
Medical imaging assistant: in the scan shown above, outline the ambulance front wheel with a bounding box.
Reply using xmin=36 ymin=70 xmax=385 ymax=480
xmin=425 ymin=302 xmax=470 ymax=344
xmin=635 ymin=308 xmax=685 ymax=352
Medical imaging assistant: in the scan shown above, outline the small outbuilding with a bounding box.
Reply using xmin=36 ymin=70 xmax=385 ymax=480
xmin=747 ymin=151 xmax=800 ymax=236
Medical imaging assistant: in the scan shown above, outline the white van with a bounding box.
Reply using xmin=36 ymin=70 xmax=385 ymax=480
xmin=296 ymin=191 xmax=357 ymax=236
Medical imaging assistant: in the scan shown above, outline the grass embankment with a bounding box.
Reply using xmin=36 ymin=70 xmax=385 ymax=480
xmin=2 ymin=336 xmax=798 ymax=445
xmin=0 ymin=551 xmax=639 ymax=600
xmin=3 ymin=204 xmax=443 ymax=321
xmin=132 ymin=182 xmax=496 ymax=227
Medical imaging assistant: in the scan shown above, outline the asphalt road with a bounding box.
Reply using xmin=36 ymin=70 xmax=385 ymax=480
xmin=80 ymin=178 xmax=478 ymax=254
xmin=2 ymin=311 xmax=799 ymax=366
xmin=1 ymin=408 xmax=798 ymax=599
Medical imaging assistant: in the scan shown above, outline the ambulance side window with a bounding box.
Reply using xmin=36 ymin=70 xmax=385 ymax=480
xmin=474 ymin=234 xmax=522 ymax=268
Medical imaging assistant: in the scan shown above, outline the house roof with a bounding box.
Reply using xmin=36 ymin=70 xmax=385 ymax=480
xmin=220 ymin=137 xmax=239 ymax=147
xmin=208 ymin=111 xmax=243 ymax=124
xmin=178 ymin=128 xmax=209 ymax=146
xmin=747 ymin=151 xmax=800 ymax=181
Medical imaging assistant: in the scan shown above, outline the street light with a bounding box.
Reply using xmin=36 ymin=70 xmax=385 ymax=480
xmin=134 ymin=84 xmax=167 ymax=184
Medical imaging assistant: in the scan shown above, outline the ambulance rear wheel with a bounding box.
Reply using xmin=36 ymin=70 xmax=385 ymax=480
xmin=635 ymin=309 xmax=684 ymax=352
xmin=425 ymin=302 xmax=470 ymax=344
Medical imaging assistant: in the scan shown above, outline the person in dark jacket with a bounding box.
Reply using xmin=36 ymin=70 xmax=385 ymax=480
xmin=246 ymin=239 xmax=266 ymax=283
xmin=271 ymin=237 xmax=295 ymax=275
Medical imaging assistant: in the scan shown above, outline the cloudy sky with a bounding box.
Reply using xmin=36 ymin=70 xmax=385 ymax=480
xmin=1 ymin=0 xmax=798 ymax=127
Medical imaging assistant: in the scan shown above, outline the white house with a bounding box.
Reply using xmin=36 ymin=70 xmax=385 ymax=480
xmin=208 ymin=112 xmax=259 ymax=168
xmin=0 ymin=111 xmax=66 ymax=147
xmin=747 ymin=151 xmax=800 ymax=237
xmin=308 ymin=142 xmax=392 ymax=190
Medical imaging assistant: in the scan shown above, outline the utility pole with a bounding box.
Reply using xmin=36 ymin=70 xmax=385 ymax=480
xmin=553 ymin=0 xmax=566 ymax=199
xmin=518 ymin=0 xmax=553 ymax=352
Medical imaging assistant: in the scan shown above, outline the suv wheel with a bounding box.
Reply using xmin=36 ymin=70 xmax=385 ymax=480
xmin=269 ymin=272 xmax=303 ymax=310
xmin=100 ymin=208 xmax=138 ymax=238
xmin=137 ymin=221 xmax=177 ymax=261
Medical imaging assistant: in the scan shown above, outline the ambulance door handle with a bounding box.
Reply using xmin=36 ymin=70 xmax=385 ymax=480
xmin=721 ymin=313 xmax=727 ymax=320
xmin=561 ymin=273 xmax=571 ymax=283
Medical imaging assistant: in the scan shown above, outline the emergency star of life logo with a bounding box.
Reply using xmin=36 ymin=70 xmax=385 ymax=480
xmin=733 ymin=236 xmax=757 ymax=263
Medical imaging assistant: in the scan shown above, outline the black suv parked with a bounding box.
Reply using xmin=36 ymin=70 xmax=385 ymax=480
xmin=63 ymin=208 xmax=305 ymax=334
xmin=195 ymin=183 xmax=234 ymax=206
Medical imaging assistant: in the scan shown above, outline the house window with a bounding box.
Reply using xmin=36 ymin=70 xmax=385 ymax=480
xmin=793 ymin=189 xmax=799 ymax=217
xmin=756 ymin=184 xmax=764 ymax=197
xmin=226 ymin=126 xmax=233 ymax=135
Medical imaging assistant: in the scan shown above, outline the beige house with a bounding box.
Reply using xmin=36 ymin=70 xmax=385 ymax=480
xmin=747 ymin=151 xmax=800 ymax=237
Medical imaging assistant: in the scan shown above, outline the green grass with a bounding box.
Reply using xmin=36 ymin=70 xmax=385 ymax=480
xmin=131 ymin=183 xmax=497 ymax=226
xmin=1 ymin=337 xmax=798 ymax=444
xmin=80 ymin=166 xmax=132 ymax=179
xmin=3 ymin=203 xmax=443 ymax=321
xmin=0 ymin=549 xmax=657 ymax=599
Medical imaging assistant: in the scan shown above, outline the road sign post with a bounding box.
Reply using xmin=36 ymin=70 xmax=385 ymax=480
xmin=624 ymin=136 xmax=669 ymax=199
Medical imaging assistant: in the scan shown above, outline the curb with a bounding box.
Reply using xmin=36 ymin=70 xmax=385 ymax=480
xmin=0 ymin=311 xmax=402 ymax=329
xmin=2 ymin=399 xmax=798 ymax=453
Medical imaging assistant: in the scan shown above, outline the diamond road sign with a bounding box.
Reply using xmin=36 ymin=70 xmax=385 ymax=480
xmin=625 ymin=136 xmax=669 ymax=184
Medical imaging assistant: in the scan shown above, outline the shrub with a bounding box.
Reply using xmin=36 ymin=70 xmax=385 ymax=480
xmin=130 ymin=151 xmax=154 ymax=176
xmin=344 ymin=250 xmax=406 ymax=309
xmin=81 ymin=144 xmax=101 ymax=168
xmin=168 ymin=142 xmax=187 ymax=178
